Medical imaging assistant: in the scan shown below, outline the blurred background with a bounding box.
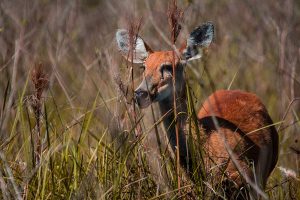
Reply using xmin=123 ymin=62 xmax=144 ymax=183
xmin=0 ymin=0 xmax=299 ymax=199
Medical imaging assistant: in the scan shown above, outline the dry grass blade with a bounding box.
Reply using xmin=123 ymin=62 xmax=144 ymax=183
xmin=124 ymin=16 xmax=144 ymax=137
xmin=167 ymin=0 xmax=184 ymax=193
xmin=126 ymin=16 xmax=143 ymax=64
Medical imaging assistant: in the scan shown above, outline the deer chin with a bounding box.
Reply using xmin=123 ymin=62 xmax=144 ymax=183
xmin=135 ymin=84 xmax=172 ymax=108
xmin=135 ymin=96 xmax=151 ymax=109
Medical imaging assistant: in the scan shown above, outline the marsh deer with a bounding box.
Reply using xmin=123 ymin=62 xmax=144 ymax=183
xmin=116 ymin=22 xmax=278 ymax=198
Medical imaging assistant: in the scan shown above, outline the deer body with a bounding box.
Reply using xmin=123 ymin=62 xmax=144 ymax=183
xmin=116 ymin=23 xmax=278 ymax=197
xmin=199 ymin=90 xmax=278 ymax=189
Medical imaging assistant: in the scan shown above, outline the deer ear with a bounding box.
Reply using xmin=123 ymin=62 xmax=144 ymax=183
xmin=116 ymin=29 xmax=152 ymax=64
xmin=182 ymin=22 xmax=214 ymax=61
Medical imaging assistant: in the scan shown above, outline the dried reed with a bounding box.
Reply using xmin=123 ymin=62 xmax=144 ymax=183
xmin=30 ymin=62 xmax=49 ymax=164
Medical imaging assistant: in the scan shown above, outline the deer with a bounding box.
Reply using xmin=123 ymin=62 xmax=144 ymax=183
xmin=115 ymin=22 xmax=278 ymax=199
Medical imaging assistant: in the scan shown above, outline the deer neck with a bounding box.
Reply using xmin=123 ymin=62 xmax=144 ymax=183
xmin=158 ymin=83 xmax=190 ymax=169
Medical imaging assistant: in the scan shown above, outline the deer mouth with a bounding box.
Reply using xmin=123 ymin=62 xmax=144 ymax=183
xmin=136 ymin=96 xmax=151 ymax=109
xmin=134 ymin=81 xmax=173 ymax=109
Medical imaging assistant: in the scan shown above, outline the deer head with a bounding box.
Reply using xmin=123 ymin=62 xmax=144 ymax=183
xmin=116 ymin=22 xmax=214 ymax=108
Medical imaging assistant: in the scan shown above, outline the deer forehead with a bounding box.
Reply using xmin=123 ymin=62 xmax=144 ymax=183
xmin=144 ymin=51 xmax=180 ymax=76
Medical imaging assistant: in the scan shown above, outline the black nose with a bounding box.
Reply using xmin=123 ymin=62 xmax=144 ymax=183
xmin=134 ymin=89 xmax=149 ymax=99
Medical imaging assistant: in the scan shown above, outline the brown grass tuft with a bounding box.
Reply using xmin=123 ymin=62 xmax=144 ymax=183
xmin=31 ymin=63 xmax=49 ymax=101
xmin=126 ymin=16 xmax=143 ymax=63
xmin=167 ymin=0 xmax=184 ymax=44
xmin=30 ymin=62 xmax=49 ymax=164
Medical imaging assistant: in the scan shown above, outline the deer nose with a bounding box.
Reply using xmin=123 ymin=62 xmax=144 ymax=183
xmin=134 ymin=89 xmax=149 ymax=100
xmin=134 ymin=88 xmax=152 ymax=109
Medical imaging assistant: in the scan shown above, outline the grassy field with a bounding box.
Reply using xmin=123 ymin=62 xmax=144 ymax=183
xmin=0 ymin=0 xmax=299 ymax=199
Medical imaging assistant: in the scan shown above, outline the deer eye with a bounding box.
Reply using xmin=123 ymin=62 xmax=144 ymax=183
xmin=160 ymin=64 xmax=173 ymax=79
xmin=140 ymin=65 xmax=146 ymax=71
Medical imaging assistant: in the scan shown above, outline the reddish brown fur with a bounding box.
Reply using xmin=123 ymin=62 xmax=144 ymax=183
xmin=198 ymin=90 xmax=278 ymax=187
xmin=144 ymin=51 xmax=180 ymax=75
xmin=198 ymin=90 xmax=274 ymax=148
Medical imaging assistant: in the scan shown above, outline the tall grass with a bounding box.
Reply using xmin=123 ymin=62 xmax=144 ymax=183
xmin=0 ymin=0 xmax=299 ymax=199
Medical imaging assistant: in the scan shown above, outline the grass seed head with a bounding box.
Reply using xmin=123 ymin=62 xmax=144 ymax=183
xmin=31 ymin=62 xmax=49 ymax=100
xmin=167 ymin=0 xmax=184 ymax=44
xmin=126 ymin=16 xmax=143 ymax=63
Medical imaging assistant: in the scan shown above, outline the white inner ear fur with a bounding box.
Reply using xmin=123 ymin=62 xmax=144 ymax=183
xmin=181 ymin=48 xmax=203 ymax=63
xmin=187 ymin=52 xmax=202 ymax=62
xmin=116 ymin=29 xmax=149 ymax=64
